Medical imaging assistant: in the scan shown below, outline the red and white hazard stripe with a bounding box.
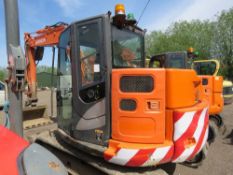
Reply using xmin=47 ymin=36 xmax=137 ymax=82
xmin=104 ymin=107 xmax=209 ymax=167
xmin=172 ymin=107 xmax=209 ymax=162
xmin=104 ymin=145 xmax=174 ymax=167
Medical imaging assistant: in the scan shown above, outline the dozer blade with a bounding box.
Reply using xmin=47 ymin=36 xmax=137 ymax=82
xmin=27 ymin=129 xmax=170 ymax=175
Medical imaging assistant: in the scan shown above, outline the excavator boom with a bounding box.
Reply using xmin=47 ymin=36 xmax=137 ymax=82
xmin=24 ymin=23 xmax=67 ymax=103
xmin=24 ymin=23 xmax=67 ymax=47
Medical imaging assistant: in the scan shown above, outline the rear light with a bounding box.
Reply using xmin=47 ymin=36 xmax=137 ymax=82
xmin=120 ymin=99 xmax=136 ymax=111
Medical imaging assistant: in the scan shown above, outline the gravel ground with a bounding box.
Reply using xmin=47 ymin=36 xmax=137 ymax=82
xmin=1 ymin=96 xmax=233 ymax=175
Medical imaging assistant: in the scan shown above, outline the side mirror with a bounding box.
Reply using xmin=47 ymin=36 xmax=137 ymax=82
xmin=35 ymin=47 xmax=44 ymax=61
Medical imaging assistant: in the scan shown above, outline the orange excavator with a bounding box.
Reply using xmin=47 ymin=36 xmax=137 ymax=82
xmin=149 ymin=48 xmax=224 ymax=144
xmin=192 ymin=58 xmax=224 ymax=139
xmin=3 ymin=2 xmax=210 ymax=174
xmin=23 ymin=6 xmax=209 ymax=168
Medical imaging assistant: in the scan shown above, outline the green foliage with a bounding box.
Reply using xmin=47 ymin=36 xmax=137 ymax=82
xmin=0 ymin=68 xmax=7 ymax=81
xmin=146 ymin=8 xmax=233 ymax=80
xmin=146 ymin=20 xmax=214 ymax=58
xmin=37 ymin=65 xmax=57 ymax=74
xmin=213 ymin=8 xmax=233 ymax=79
xmin=0 ymin=66 xmax=55 ymax=81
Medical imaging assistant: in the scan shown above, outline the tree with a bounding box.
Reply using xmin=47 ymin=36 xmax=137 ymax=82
xmin=0 ymin=68 xmax=6 ymax=81
xmin=146 ymin=20 xmax=214 ymax=59
xmin=37 ymin=65 xmax=57 ymax=74
xmin=146 ymin=7 xmax=233 ymax=80
xmin=213 ymin=8 xmax=233 ymax=80
xmin=146 ymin=31 xmax=171 ymax=56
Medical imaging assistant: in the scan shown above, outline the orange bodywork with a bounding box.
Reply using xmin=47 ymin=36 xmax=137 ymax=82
xmin=166 ymin=69 xmax=202 ymax=109
xmin=111 ymin=68 xmax=166 ymax=144
xmin=105 ymin=68 xmax=209 ymax=167
xmin=199 ymin=75 xmax=223 ymax=115
xmin=24 ymin=24 xmax=67 ymax=99
xmin=111 ymin=68 xmax=205 ymax=145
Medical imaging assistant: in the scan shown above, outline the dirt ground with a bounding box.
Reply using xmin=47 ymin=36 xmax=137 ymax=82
xmin=0 ymin=93 xmax=233 ymax=175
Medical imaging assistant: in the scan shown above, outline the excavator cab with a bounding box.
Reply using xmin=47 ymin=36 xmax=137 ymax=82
xmin=192 ymin=60 xmax=223 ymax=114
xmin=192 ymin=59 xmax=224 ymax=142
xmin=57 ymin=12 xmax=146 ymax=146
xmin=149 ymin=52 xmax=189 ymax=69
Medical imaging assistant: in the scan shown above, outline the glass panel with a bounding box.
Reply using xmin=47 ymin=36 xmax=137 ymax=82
xmin=167 ymin=53 xmax=186 ymax=68
xmin=57 ymin=28 xmax=72 ymax=120
xmin=112 ymin=26 xmax=144 ymax=68
xmin=78 ymin=23 xmax=102 ymax=87
xmin=193 ymin=61 xmax=217 ymax=75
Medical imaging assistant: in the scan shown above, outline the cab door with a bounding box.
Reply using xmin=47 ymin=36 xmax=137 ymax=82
xmin=57 ymin=27 xmax=73 ymax=133
xmin=71 ymin=16 xmax=111 ymax=146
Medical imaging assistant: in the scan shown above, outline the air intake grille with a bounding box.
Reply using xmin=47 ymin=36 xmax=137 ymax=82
xmin=120 ymin=99 xmax=136 ymax=111
xmin=120 ymin=76 xmax=154 ymax=92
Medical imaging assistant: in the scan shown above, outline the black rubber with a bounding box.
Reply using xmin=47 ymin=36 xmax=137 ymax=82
xmin=184 ymin=143 xmax=209 ymax=168
xmin=208 ymin=119 xmax=219 ymax=144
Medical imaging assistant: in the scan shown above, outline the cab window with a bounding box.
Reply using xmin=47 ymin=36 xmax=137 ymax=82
xmin=77 ymin=23 xmax=103 ymax=87
xmin=167 ymin=53 xmax=186 ymax=69
xmin=112 ymin=26 xmax=144 ymax=68
xmin=193 ymin=62 xmax=217 ymax=75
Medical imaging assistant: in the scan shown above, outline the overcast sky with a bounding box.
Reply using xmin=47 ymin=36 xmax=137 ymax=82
xmin=0 ymin=0 xmax=233 ymax=66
